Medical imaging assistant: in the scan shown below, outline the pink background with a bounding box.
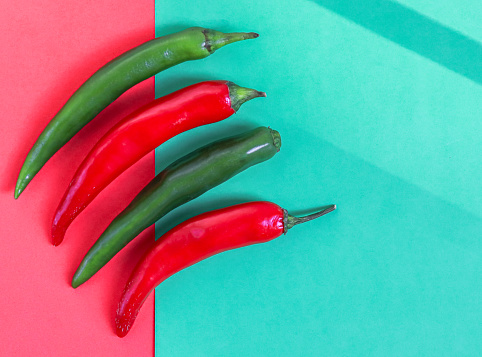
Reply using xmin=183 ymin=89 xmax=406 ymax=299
xmin=1 ymin=1 xmax=155 ymax=355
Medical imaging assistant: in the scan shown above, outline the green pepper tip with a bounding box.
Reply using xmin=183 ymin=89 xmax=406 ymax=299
xmin=71 ymin=275 xmax=81 ymax=289
xmin=14 ymin=182 xmax=26 ymax=199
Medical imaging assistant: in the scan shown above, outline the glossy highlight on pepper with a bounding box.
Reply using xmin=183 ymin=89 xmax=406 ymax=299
xmin=15 ymin=27 xmax=259 ymax=199
xmin=71 ymin=126 xmax=281 ymax=288
xmin=51 ymin=80 xmax=266 ymax=246
xmin=115 ymin=201 xmax=336 ymax=337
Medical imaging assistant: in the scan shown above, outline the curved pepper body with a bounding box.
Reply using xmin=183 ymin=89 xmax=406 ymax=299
xmin=71 ymin=127 xmax=281 ymax=287
xmin=115 ymin=201 xmax=284 ymax=337
xmin=52 ymin=80 xmax=264 ymax=245
xmin=15 ymin=27 xmax=259 ymax=199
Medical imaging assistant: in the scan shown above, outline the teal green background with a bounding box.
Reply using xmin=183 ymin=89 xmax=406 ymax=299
xmin=154 ymin=1 xmax=481 ymax=355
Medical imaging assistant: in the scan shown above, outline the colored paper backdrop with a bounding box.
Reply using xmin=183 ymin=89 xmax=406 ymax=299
xmin=1 ymin=1 xmax=480 ymax=356
xmin=1 ymin=1 xmax=154 ymax=355
xmin=153 ymin=1 xmax=481 ymax=356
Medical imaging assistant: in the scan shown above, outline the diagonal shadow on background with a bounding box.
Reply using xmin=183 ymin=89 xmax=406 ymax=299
xmin=311 ymin=0 xmax=482 ymax=85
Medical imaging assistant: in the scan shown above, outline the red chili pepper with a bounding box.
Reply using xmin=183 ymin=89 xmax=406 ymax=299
xmin=51 ymin=80 xmax=265 ymax=246
xmin=115 ymin=201 xmax=336 ymax=337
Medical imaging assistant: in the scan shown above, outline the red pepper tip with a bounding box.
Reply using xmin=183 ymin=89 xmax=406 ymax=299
xmin=51 ymin=231 xmax=65 ymax=246
xmin=51 ymin=235 xmax=63 ymax=246
xmin=115 ymin=322 xmax=130 ymax=338
xmin=51 ymin=221 xmax=66 ymax=246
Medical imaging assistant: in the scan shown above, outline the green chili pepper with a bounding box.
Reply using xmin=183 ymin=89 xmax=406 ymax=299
xmin=72 ymin=126 xmax=281 ymax=288
xmin=15 ymin=27 xmax=259 ymax=199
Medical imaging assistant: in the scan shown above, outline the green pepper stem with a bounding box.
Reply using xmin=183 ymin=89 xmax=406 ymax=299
xmin=227 ymin=82 xmax=266 ymax=112
xmin=283 ymin=204 xmax=336 ymax=233
xmin=203 ymin=29 xmax=259 ymax=54
xmin=220 ymin=31 xmax=259 ymax=44
xmin=268 ymin=128 xmax=282 ymax=151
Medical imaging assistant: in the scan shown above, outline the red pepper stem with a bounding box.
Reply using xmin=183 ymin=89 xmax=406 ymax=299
xmin=227 ymin=82 xmax=266 ymax=112
xmin=283 ymin=204 xmax=336 ymax=233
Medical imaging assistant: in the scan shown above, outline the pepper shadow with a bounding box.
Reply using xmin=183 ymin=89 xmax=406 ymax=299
xmin=311 ymin=0 xmax=482 ymax=85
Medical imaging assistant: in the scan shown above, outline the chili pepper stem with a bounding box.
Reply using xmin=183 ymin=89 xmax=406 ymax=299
xmin=268 ymin=128 xmax=282 ymax=151
xmin=203 ymin=30 xmax=259 ymax=53
xmin=227 ymin=82 xmax=266 ymax=112
xmin=283 ymin=204 xmax=336 ymax=233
